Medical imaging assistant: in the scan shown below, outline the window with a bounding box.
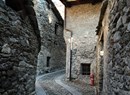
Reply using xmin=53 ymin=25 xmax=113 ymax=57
xmin=47 ymin=56 xmax=51 ymax=67
xmin=55 ymin=23 xmax=58 ymax=35
xmin=81 ymin=63 xmax=90 ymax=75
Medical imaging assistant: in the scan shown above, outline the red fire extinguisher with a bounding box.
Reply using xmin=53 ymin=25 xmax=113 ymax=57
xmin=90 ymin=73 xmax=94 ymax=86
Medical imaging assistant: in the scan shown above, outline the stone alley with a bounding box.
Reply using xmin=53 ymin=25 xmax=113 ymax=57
xmin=36 ymin=70 xmax=95 ymax=95
xmin=0 ymin=0 xmax=130 ymax=95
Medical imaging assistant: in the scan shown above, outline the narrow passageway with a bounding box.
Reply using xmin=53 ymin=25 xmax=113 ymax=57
xmin=2 ymin=0 xmax=130 ymax=95
xmin=36 ymin=70 xmax=73 ymax=95
xmin=36 ymin=70 xmax=95 ymax=95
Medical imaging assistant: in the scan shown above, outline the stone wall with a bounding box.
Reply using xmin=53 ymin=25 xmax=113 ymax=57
xmin=0 ymin=1 xmax=39 ymax=95
xmin=64 ymin=3 xmax=101 ymax=79
xmin=5 ymin=0 xmax=41 ymax=52
xmin=95 ymin=0 xmax=109 ymax=94
xmin=96 ymin=0 xmax=130 ymax=95
xmin=34 ymin=0 xmax=66 ymax=75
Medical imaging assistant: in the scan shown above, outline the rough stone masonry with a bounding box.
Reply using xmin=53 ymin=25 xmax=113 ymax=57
xmin=34 ymin=0 xmax=66 ymax=75
xmin=99 ymin=0 xmax=130 ymax=95
xmin=0 ymin=1 xmax=39 ymax=95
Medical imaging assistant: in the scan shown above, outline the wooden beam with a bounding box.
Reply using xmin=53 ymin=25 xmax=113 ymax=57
xmin=60 ymin=0 xmax=103 ymax=7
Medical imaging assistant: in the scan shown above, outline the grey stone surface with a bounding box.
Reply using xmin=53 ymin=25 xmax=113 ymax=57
xmin=96 ymin=0 xmax=130 ymax=95
xmin=36 ymin=70 xmax=72 ymax=95
xmin=1 ymin=44 xmax=11 ymax=54
xmin=0 ymin=2 xmax=39 ymax=95
xmin=116 ymin=16 xmax=123 ymax=29
xmin=62 ymin=75 xmax=95 ymax=95
xmin=19 ymin=61 xmax=33 ymax=68
xmin=36 ymin=70 xmax=94 ymax=95
xmin=64 ymin=3 xmax=101 ymax=79
xmin=55 ymin=75 xmax=82 ymax=95
xmin=126 ymin=0 xmax=130 ymax=6
xmin=34 ymin=0 xmax=66 ymax=75
xmin=127 ymin=23 xmax=130 ymax=32
xmin=113 ymin=31 xmax=121 ymax=42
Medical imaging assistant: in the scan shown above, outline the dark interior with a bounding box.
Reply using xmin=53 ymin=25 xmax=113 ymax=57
xmin=81 ymin=63 xmax=90 ymax=75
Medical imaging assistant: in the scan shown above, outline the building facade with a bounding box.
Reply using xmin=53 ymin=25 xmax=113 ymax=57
xmin=34 ymin=0 xmax=66 ymax=75
xmin=96 ymin=0 xmax=130 ymax=95
xmin=60 ymin=0 xmax=102 ymax=80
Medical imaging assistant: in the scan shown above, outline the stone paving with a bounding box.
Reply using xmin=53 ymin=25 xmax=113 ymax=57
xmin=61 ymin=75 xmax=95 ymax=95
xmin=55 ymin=75 xmax=82 ymax=95
xmin=36 ymin=70 xmax=95 ymax=95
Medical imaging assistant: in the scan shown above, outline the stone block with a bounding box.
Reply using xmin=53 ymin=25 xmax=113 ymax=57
xmin=116 ymin=16 xmax=123 ymax=29
xmin=127 ymin=23 xmax=130 ymax=32
xmin=122 ymin=15 xmax=128 ymax=24
xmin=113 ymin=43 xmax=122 ymax=52
xmin=1 ymin=44 xmax=11 ymax=54
xmin=126 ymin=0 xmax=130 ymax=6
xmin=126 ymin=7 xmax=130 ymax=15
xmin=19 ymin=61 xmax=34 ymax=68
xmin=118 ymin=1 xmax=125 ymax=11
xmin=113 ymin=31 xmax=121 ymax=42
xmin=124 ymin=66 xmax=130 ymax=76
xmin=123 ymin=7 xmax=128 ymax=13
xmin=9 ymin=38 xmax=18 ymax=43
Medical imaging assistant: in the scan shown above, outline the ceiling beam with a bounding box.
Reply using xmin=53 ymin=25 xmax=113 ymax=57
xmin=60 ymin=0 xmax=103 ymax=7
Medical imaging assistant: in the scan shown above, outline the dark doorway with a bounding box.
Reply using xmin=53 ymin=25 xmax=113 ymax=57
xmin=81 ymin=63 xmax=90 ymax=75
xmin=47 ymin=56 xmax=51 ymax=67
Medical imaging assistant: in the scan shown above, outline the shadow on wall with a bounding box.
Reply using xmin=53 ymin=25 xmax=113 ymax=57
xmin=5 ymin=0 xmax=41 ymax=52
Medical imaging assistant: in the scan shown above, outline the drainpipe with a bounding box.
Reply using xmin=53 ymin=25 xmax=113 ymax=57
xmin=66 ymin=29 xmax=73 ymax=81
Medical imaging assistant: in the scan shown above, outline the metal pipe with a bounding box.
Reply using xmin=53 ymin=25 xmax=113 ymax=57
xmin=65 ymin=29 xmax=73 ymax=81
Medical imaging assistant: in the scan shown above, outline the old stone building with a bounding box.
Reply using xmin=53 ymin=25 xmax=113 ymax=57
xmin=0 ymin=0 xmax=66 ymax=94
xmin=0 ymin=0 xmax=39 ymax=95
xmin=34 ymin=0 xmax=66 ymax=75
xmin=60 ymin=0 xmax=102 ymax=80
xmin=95 ymin=0 xmax=130 ymax=95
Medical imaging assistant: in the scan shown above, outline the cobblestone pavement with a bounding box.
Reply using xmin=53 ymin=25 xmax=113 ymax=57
xmin=61 ymin=75 xmax=95 ymax=95
xmin=36 ymin=70 xmax=95 ymax=95
xmin=37 ymin=70 xmax=72 ymax=95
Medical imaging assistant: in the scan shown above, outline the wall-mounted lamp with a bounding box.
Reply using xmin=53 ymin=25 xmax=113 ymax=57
xmin=48 ymin=14 xmax=52 ymax=23
xmin=100 ymin=50 xmax=104 ymax=56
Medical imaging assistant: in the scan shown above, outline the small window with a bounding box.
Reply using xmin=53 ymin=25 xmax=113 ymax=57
xmin=81 ymin=63 xmax=90 ymax=75
xmin=47 ymin=56 xmax=51 ymax=67
xmin=55 ymin=23 xmax=58 ymax=35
